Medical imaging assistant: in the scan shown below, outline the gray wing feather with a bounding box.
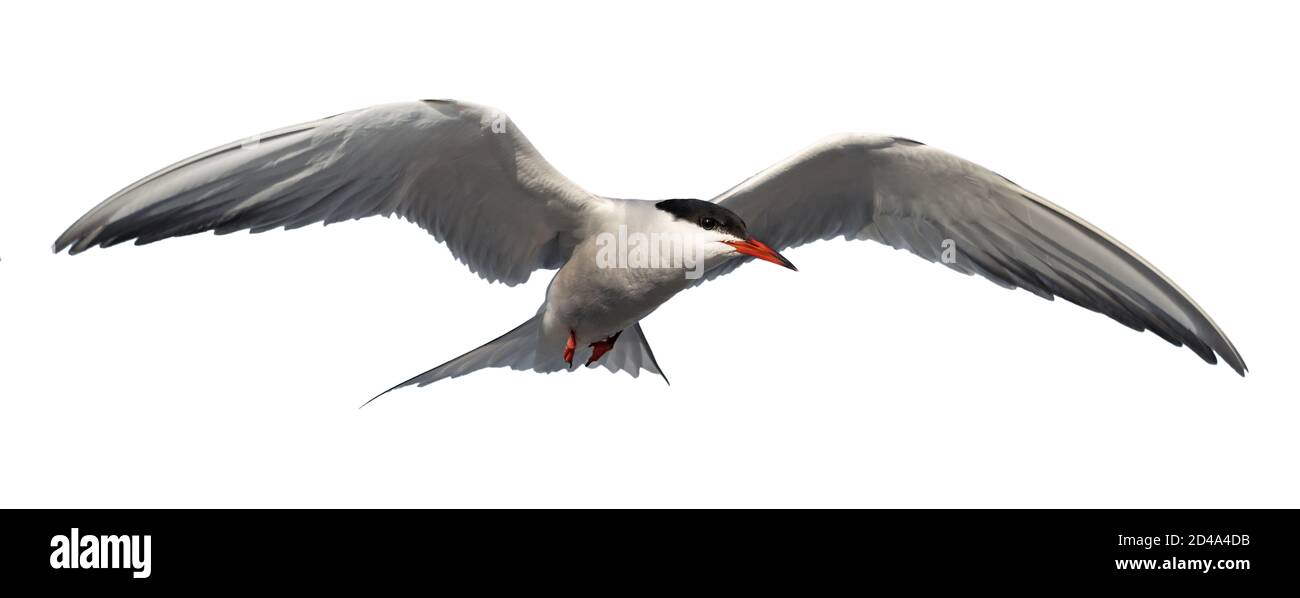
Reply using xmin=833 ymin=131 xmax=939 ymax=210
xmin=55 ymin=100 xmax=600 ymax=285
xmin=705 ymin=134 xmax=1246 ymax=375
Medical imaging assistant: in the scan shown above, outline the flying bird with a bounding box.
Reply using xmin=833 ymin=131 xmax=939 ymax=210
xmin=55 ymin=100 xmax=1246 ymax=402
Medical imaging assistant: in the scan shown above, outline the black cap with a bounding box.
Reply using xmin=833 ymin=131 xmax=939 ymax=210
xmin=654 ymin=198 xmax=749 ymax=239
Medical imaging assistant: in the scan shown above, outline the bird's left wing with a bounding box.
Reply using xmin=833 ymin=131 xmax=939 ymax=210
xmin=701 ymin=134 xmax=1246 ymax=374
xmin=55 ymin=100 xmax=604 ymax=285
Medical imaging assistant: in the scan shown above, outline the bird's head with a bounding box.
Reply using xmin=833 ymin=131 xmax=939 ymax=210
xmin=654 ymin=199 xmax=797 ymax=271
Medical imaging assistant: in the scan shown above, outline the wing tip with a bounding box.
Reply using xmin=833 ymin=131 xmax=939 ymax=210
xmin=51 ymin=229 xmax=82 ymax=255
xmin=52 ymin=238 xmax=89 ymax=255
xmin=54 ymin=215 xmax=112 ymax=255
xmin=359 ymin=371 xmax=426 ymax=408
xmin=1224 ymin=349 xmax=1248 ymax=377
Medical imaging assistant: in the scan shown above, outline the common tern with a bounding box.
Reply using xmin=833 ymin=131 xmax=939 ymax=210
xmin=54 ymin=100 xmax=1246 ymax=402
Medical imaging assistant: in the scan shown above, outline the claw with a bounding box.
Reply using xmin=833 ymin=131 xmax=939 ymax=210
xmin=585 ymin=331 xmax=622 ymax=366
xmin=564 ymin=330 xmax=576 ymax=368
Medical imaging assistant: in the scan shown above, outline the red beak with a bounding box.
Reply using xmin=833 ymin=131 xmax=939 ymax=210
xmin=724 ymin=238 xmax=797 ymax=271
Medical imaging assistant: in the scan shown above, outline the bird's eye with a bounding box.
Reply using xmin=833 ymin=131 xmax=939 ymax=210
xmin=700 ymin=217 xmax=718 ymax=230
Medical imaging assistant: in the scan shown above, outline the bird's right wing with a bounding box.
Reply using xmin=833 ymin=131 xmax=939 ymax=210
xmin=55 ymin=100 xmax=606 ymax=285
xmin=700 ymin=134 xmax=1245 ymax=375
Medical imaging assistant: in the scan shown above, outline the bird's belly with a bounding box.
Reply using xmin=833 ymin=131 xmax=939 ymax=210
xmin=545 ymin=257 xmax=689 ymax=343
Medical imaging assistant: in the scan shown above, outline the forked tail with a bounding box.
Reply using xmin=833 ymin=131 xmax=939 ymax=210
xmin=592 ymin=323 xmax=670 ymax=385
xmin=361 ymin=316 xmax=668 ymax=407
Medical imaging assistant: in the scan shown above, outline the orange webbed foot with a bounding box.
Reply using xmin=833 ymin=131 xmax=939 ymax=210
xmin=585 ymin=331 xmax=622 ymax=366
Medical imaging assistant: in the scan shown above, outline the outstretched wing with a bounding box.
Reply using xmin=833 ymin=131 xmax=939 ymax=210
xmin=703 ymin=134 xmax=1246 ymax=375
xmin=55 ymin=100 xmax=604 ymax=285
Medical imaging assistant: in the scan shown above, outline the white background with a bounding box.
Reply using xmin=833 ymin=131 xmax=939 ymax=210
xmin=2 ymin=1 xmax=1296 ymax=508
